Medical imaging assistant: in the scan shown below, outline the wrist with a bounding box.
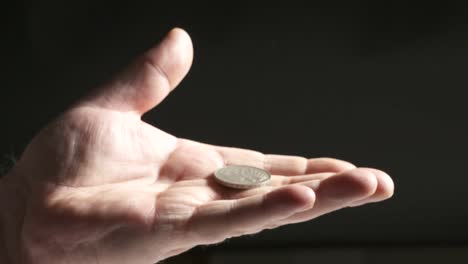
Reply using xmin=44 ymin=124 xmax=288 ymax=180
xmin=0 ymin=168 xmax=27 ymax=263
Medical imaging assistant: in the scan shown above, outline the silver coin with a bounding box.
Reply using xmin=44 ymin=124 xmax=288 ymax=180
xmin=214 ymin=165 xmax=271 ymax=189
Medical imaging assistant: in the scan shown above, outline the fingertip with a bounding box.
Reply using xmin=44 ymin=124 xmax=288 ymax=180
xmin=307 ymin=158 xmax=356 ymax=174
xmin=347 ymin=169 xmax=395 ymax=207
xmin=168 ymin=27 xmax=187 ymax=36
xmin=163 ymin=27 xmax=194 ymax=68
xmin=288 ymin=185 xmax=316 ymax=210
xmin=368 ymin=168 xmax=395 ymax=200
xmin=265 ymin=185 xmax=316 ymax=212
xmin=318 ymin=168 xmax=378 ymax=201
xmin=134 ymin=26 xmax=194 ymax=113
xmin=79 ymin=27 xmax=194 ymax=114
xmin=337 ymin=160 xmax=357 ymax=171
xmin=168 ymin=27 xmax=191 ymax=44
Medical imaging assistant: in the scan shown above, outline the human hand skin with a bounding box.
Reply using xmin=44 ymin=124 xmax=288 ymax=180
xmin=0 ymin=28 xmax=394 ymax=264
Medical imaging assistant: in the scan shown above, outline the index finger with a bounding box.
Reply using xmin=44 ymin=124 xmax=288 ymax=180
xmin=213 ymin=145 xmax=356 ymax=176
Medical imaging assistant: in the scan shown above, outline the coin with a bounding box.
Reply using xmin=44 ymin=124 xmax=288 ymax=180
xmin=214 ymin=165 xmax=271 ymax=189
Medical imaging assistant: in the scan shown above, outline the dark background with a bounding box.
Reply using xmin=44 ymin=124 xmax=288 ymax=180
xmin=2 ymin=1 xmax=468 ymax=263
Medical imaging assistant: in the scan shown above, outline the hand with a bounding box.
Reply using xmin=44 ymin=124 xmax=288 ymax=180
xmin=0 ymin=28 xmax=394 ymax=264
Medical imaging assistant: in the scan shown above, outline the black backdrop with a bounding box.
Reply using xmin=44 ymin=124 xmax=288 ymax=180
xmin=2 ymin=0 xmax=468 ymax=262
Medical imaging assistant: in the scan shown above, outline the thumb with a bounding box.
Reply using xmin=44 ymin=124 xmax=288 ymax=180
xmin=81 ymin=27 xmax=193 ymax=115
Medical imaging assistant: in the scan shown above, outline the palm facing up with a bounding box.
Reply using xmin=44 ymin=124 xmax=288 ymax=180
xmin=4 ymin=29 xmax=394 ymax=264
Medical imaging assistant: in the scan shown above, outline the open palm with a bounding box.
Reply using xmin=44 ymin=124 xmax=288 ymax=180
xmin=9 ymin=29 xmax=393 ymax=264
